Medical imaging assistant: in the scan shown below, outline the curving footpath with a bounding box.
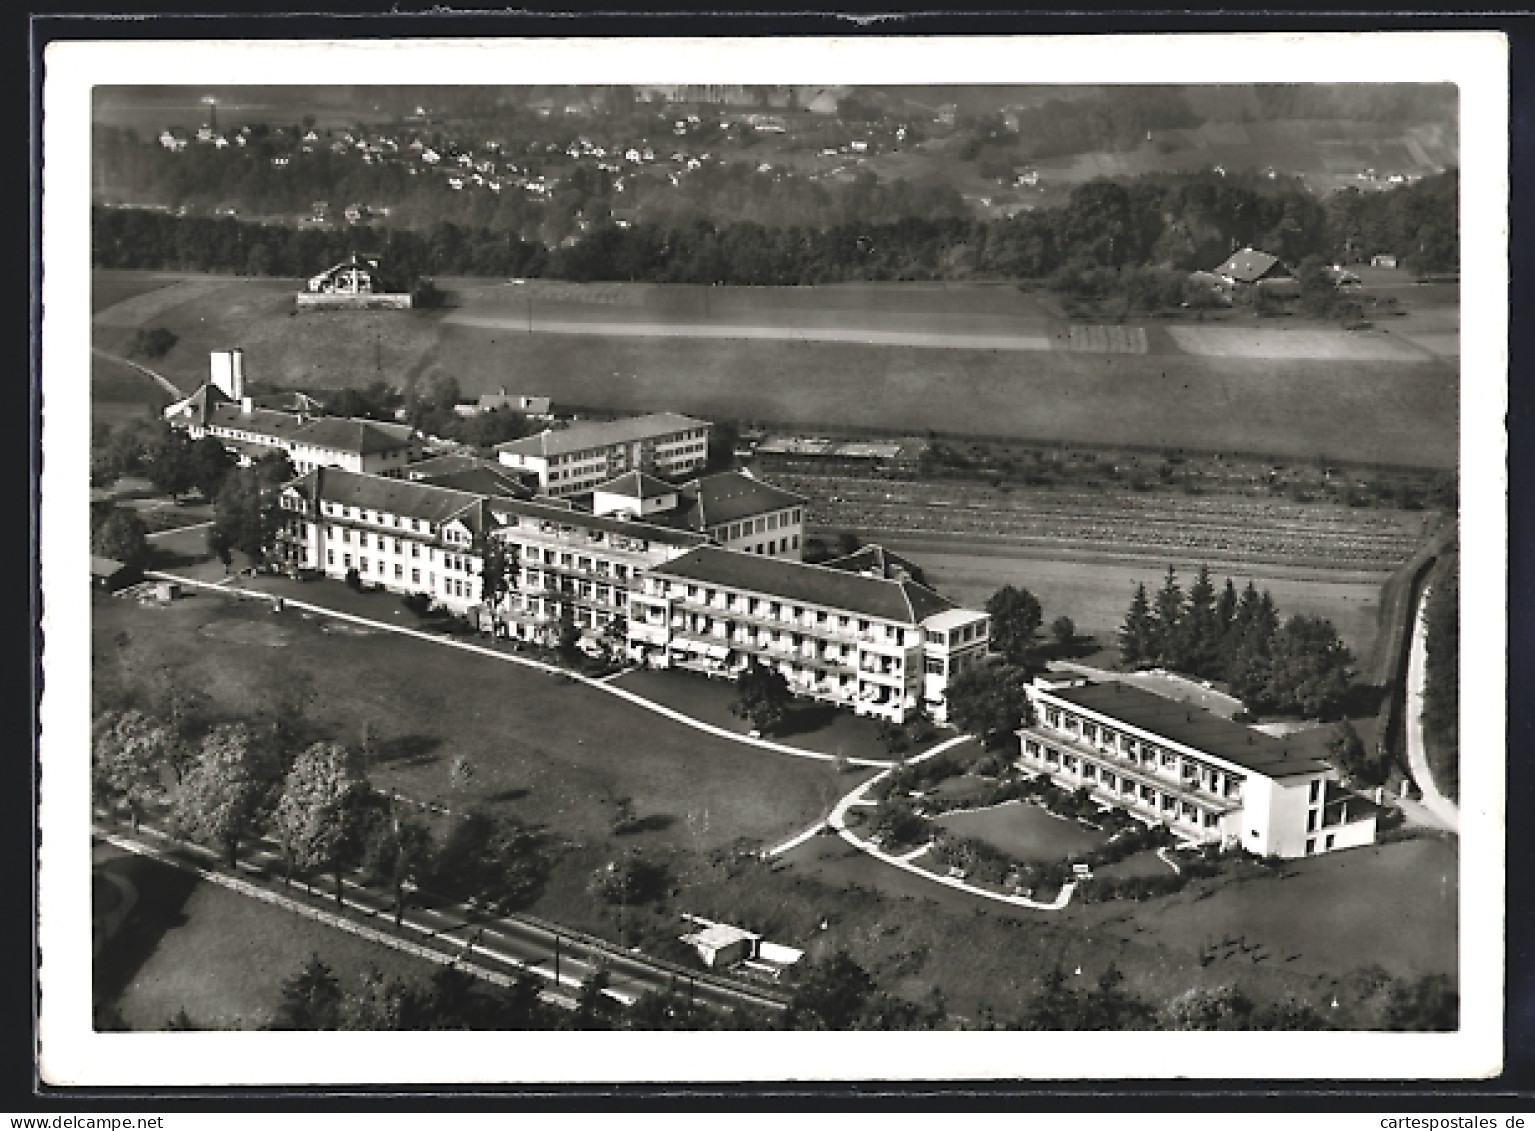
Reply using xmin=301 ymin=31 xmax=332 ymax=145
xmin=1404 ymin=585 xmax=1459 ymax=833
xmin=819 ymin=735 xmax=1078 ymax=912
xmin=148 ymin=570 xmax=902 ymax=769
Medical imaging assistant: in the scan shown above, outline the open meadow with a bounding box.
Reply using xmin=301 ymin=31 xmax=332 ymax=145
xmin=95 ymin=843 xmax=443 ymax=1031
xmin=93 ymin=590 xmax=843 ymax=856
xmin=866 ymin=538 xmax=1391 ymax=666
xmin=90 ymin=272 xmax=1459 ymax=468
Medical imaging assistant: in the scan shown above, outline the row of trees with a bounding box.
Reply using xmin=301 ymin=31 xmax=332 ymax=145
xmin=1120 ymin=566 xmax=1355 ymax=718
xmin=93 ymin=706 xmax=549 ymax=922
xmin=91 ymin=170 xmax=1458 ymax=285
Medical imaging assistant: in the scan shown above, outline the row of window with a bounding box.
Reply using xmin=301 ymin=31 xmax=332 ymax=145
xmin=709 ymin=509 xmax=804 ymax=543
xmin=325 ymin=552 xmax=476 ymax=600
xmin=322 ymin=502 xmax=439 ymax=535
xmin=1023 ymin=741 xmax=1223 ymax=828
xmin=1041 ymin=704 xmax=1241 ymax=796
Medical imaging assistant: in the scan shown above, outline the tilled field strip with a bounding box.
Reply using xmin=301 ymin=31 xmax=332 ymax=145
xmin=780 ymin=478 xmax=1432 ymax=571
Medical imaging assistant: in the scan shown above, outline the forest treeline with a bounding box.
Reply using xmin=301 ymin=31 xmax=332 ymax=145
xmin=92 ymin=169 xmax=1457 ymax=286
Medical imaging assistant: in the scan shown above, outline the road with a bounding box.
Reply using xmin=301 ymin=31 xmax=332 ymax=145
xmin=92 ymin=347 xmax=184 ymax=399
xmin=97 ymin=818 xmax=789 ymax=1019
xmin=1403 ymin=585 xmax=1459 ymax=833
xmin=443 ymin=311 xmax=1055 ymax=352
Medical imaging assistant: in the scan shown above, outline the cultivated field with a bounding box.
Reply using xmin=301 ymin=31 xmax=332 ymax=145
xmin=89 ymin=272 xmax=1459 ymax=468
xmin=783 ymin=477 xmax=1438 ymax=572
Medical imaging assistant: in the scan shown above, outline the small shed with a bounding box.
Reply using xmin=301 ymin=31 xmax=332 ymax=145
xmin=91 ymin=556 xmax=141 ymax=593
xmin=680 ymin=921 xmax=761 ymax=969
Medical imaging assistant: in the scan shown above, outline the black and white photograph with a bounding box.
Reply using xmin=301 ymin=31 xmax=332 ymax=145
xmin=37 ymin=32 xmax=1508 ymax=1087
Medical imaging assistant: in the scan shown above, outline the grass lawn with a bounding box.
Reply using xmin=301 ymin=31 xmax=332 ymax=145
xmin=92 ymin=271 xmax=1458 ymax=468
xmin=92 ymin=351 xmax=174 ymax=429
xmin=934 ymin=801 xmax=1108 ymax=863
xmin=92 ymin=270 xmax=183 ymax=315
xmin=94 ymin=588 xmax=842 ymax=856
xmin=95 ymin=845 xmax=441 ymax=1030
xmin=610 ymin=666 xmax=935 ymax=763
xmin=1092 ymin=850 xmax=1177 ymax=881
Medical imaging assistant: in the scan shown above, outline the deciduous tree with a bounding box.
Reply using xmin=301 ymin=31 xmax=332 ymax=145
xmin=171 ymin=723 xmax=279 ymax=869
xmin=271 ymin=742 xmax=370 ymax=902
xmin=944 ymin=662 xmax=1033 ymax=747
xmin=985 ymin=585 xmax=1043 ymax=666
xmin=730 ymin=659 xmax=794 ymax=735
xmin=92 ymin=709 xmax=177 ymax=829
xmin=91 ymin=508 xmax=151 ymax=569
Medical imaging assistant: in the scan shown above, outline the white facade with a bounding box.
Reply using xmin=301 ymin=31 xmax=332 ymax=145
xmin=1018 ymin=678 xmax=1378 ymax=859
xmin=496 ymin=415 xmax=711 ymax=497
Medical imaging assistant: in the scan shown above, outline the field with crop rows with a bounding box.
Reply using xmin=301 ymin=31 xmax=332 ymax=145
xmin=778 ymin=474 xmax=1440 ymax=572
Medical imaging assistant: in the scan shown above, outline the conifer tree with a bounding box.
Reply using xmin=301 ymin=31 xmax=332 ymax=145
xmin=1119 ymin=582 xmax=1154 ymax=667
xmin=1150 ymin=566 xmax=1184 ymax=666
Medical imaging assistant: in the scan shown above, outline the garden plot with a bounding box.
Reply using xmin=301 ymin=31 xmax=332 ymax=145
xmin=1166 ymin=325 xmax=1432 ymax=363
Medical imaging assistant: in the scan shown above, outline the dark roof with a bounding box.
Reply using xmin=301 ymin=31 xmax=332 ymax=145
xmin=595 ymin=470 xmax=677 ymax=500
xmin=292 ymin=417 xmax=414 ymax=455
xmin=822 ymin=543 xmax=925 ymax=583
xmin=206 ymin=405 xmax=413 ymax=456
xmin=1041 ymin=681 xmax=1330 ymax=779
xmin=495 ymin=413 xmax=709 ymax=459
xmin=298 ymin=468 xmax=489 ymax=530
xmin=488 ymin=496 xmax=706 ymax=549
xmin=647 ymin=545 xmax=957 ymax=625
xmin=405 ymin=452 xmax=497 ymax=479
xmin=417 ymin=466 xmax=533 ymax=499
xmin=1212 ymin=247 xmax=1287 ymax=284
xmin=679 ymin=471 xmax=805 ymax=529
xmin=91 ymin=556 xmax=132 ymax=578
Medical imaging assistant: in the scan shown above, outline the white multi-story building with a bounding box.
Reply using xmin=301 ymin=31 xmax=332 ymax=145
xmin=495 ymin=413 xmax=711 ymax=497
xmin=277 ymin=468 xmax=990 ymax=721
xmin=592 ymin=469 xmax=807 ymax=560
xmin=631 ymin=545 xmax=989 ymax=723
xmin=1018 ymin=678 xmax=1379 ymax=859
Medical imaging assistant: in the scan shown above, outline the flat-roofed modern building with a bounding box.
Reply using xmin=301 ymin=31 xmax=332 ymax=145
xmin=1018 ymin=678 xmax=1379 ymax=858
xmin=632 ymin=545 xmax=989 ymax=723
xmin=495 ymin=413 xmax=711 ymax=497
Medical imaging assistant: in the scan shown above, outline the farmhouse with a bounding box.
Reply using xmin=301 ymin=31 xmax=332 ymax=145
xmin=1210 ymin=247 xmax=1299 ymax=294
xmin=1017 ymin=678 xmax=1379 ymax=859
xmin=495 ymin=413 xmax=711 ymax=497
xmin=632 ymin=545 xmax=989 ymax=723
xmin=297 ymin=254 xmax=413 ymax=310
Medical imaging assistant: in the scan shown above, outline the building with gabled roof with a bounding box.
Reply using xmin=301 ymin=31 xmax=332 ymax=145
xmin=495 ymin=413 xmax=710 ymax=497
xmin=1018 ymin=677 xmax=1379 ymax=858
xmin=1211 ymin=247 xmax=1293 ymax=288
xmin=633 ymin=545 xmax=988 ymax=722
xmin=821 ymin=543 xmax=926 ymax=586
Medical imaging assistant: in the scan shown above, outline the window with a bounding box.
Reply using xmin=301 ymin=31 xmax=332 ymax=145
xmin=411 ymin=569 xmax=420 ymax=584
xmin=394 ymin=564 xmax=403 ymax=579
xmin=342 ymin=529 xmax=352 ymax=544
xmin=792 ymin=535 xmax=800 ymax=550
xmin=1305 ymin=838 xmax=1316 ymax=855
xmin=343 ymin=554 xmax=352 ymax=568
xmin=411 ymin=544 xmax=420 ymax=558
xmin=1325 ymin=834 xmax=1335 ymax=850
xmin=792 ymin=508 xmax=802 ymax=524
xmin=767 ymin=514 xmax=778 ymax=531
xmin=1309 ymin=779 xmax=1322 ymax=804
xmin=327 ymin=550 xmax=334 ymax=565
xmin=394 ymin=539 xmax=402 ymax=554
xmin=360 ymin=557 xmax=369 ymax=572
xmin=1307 ymin=810 xmax=1318 ymax=832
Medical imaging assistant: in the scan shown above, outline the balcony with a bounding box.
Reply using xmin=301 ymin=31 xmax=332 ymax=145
xmin=1019 ymin=726 xmax=1241 ymax=817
